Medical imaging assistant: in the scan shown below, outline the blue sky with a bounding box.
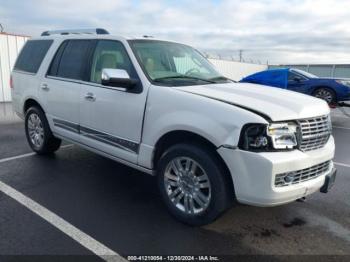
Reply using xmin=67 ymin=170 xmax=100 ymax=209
xmin=1 ymin=0 xmax=350 ymax=64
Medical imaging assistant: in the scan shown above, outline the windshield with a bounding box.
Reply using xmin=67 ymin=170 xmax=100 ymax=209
xmin=128 ymin=40 xmax=231 ymax=86
xmin=292 ymin=69 xmax=317 ymax=78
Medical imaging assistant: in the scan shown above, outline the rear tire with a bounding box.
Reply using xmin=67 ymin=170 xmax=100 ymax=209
xmin=157 ymin=143 xmax=233 ymax=226
xmin=25 ymin=106 xmax=61 ymax=154
xmin=312 ymin=88 xmax=336 ymax=104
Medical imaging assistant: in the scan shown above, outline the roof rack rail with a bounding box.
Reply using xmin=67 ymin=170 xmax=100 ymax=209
xmin=41 ymin=28 xmax=109 ymax=36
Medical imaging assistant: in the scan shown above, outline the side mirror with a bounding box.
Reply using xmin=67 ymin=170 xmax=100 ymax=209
xmin=101 ymin=69 xmax=138 ymax=89
xmin=293 ymin=76 xmax=302 ymax=82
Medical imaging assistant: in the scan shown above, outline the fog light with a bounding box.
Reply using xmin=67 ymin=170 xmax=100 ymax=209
xmin=284 ymin=172 xmax=296 ymax=183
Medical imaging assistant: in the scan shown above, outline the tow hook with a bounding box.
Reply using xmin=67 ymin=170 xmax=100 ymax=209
xmin=296 ymin=197 xmax=306 ymax=202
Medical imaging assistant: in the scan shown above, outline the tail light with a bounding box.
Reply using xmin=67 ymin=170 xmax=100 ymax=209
xmin=10 ymin=75 xmax=14 ymax=89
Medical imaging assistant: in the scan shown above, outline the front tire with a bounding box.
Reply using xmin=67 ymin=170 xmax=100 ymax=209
xmin=25 ymin=106 xmax=61 ymax=154
xmin=157 ymin=143 xmax=233 ymax=226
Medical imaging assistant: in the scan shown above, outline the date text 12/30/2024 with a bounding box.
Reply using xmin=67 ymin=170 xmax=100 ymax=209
xmin=127 ymin=256 xmax=220 ymax=261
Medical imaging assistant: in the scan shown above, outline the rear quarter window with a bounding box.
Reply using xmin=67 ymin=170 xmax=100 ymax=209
xmin=14 ymin=40 xmax=53 ymax=74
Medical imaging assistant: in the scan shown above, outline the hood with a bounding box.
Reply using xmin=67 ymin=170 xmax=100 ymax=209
xmin=174 ymin=82 xmax=329 ymax=121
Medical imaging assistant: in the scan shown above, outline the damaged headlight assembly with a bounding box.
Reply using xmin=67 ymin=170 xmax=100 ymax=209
xmin=239 ymin=122 xmax=298 ymax=151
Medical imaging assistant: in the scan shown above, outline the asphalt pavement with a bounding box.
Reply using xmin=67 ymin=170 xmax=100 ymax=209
xmin=0 ymin=105 xmax=349 ymax=261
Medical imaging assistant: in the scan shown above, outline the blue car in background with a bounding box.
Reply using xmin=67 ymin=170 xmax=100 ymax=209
xmin=240 ymin=68 xmax=350 ymax=104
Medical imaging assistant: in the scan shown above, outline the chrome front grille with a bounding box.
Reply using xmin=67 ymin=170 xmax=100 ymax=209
xmin=298 ymin=115 xmax=331 ymax=152
xmin=275 ymin=161 xmax=331 ymax=187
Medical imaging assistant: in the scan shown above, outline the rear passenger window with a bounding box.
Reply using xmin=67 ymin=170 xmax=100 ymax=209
xmin=48 ymin=40 xmax=91 ymax=80
xmin=14 ymin=40 xmax=53 ymax=74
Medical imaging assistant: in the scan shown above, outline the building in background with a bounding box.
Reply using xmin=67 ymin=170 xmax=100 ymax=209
xmin=0 ymin=32 xmax=30 ymax=102
xmin=270 ymin=64 xmax=350 ymax=78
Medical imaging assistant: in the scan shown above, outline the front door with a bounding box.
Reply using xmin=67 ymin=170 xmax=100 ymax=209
xmin=79 ymin=40 xmax=148 ymax=164
xmin=287 ymin=71 xmax=308 ymax=93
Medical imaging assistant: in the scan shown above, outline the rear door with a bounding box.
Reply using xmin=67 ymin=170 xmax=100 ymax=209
xmin=79 ymin=40 xmax=147 ymax=164
xmin=42 ymin=39 xmax=92 ymax=141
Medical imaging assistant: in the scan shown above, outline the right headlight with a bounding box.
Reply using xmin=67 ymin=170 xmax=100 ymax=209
xmin=336 ymin=79 xmax=350 ymax=87
xmin=239 ymin=122 xmax=298 ymax=151
xmin=267 ymin=123 xmax=298 ymax=150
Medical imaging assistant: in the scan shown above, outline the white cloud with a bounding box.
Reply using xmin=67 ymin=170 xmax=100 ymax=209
xmin=1 ymin=0 xmax=350 ymax=64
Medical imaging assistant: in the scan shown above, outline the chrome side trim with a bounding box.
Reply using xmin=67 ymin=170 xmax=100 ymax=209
xmin=53 ymin=133 xmax=154 ymax=175
xmin=53 ymin=118 xmax=139 ymax=153
xmin=80 ymin=126 xmax=139 ymax=153
xmin=53 ymin=119 xmax=79 ymax=133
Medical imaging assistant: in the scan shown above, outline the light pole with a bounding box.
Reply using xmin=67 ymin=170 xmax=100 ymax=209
xmin=239 ymin=49 xmax=243 ymax=62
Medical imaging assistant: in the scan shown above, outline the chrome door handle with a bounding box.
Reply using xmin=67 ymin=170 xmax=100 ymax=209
xmin=84 ymin=92 xmax=96 ymax=102
xmin=41 ymin=83 xmax=49 ymax=91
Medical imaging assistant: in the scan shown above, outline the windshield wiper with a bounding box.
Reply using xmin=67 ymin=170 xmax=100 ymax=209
xmin=153 ymin=75 xmax=216 ymax=83
xmin=209 ymin=76 xmax=235 ymax=82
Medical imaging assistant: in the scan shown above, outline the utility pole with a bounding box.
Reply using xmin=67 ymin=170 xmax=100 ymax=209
xmin=0 ymin=23 xmax=3 ymax=33
xmin=239 ymin=49 xmax=243 ymax=62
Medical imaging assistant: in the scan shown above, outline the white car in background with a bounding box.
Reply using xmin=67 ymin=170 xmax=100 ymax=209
xmin=11 ymin=28 xmax=336 ymax=225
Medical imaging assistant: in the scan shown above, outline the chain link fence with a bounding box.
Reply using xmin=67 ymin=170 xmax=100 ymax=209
xmin=202 ymin=51 xmax=268 ymax=65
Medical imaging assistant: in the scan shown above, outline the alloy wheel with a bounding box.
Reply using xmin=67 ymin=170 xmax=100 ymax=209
xmin=314 ymin=89 xmax=334 ymax=103
xmin=164 ymin=157 xmax=211 ymax=215
xmin=27 ymin=113 xmax=44 ymax=148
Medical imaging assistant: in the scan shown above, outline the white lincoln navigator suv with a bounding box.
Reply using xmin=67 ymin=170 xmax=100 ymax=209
xmin=11 ymin=28 xmax=336 ymax=225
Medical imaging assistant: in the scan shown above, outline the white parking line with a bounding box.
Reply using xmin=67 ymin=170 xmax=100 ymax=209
xmin=334 ymin=162 xmax=350 ymax=168
xmin=333 ymin=125 xmax=350 ymax=131
xmin=0 ymin=180 xmax=125 ymax=262
xmin=0 ymin=144 xmax=73 ymax=164
xmin=0 ymin=152 xmax=37 ymax=164
xmin=0 ymin=145 xmax=126 ymax=261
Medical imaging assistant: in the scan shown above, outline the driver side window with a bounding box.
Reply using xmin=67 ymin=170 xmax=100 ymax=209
xmin=90 ymin=40 xmax=133 ymax=84
xmin=288 ymin=71 xmax=307 ymax=82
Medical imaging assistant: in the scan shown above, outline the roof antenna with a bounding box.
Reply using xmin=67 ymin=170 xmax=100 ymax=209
xmin=143 ymin=35 xmax=154 ymax=38
xmin=0 ymin=23 xmax=4 ymax=33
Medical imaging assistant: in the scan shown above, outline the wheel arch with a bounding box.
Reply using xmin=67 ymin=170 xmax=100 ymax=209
xmin=23 ymin=98 xmax=45 ymax=115
xmin=153 ymin=130 xmax=235 ymax=199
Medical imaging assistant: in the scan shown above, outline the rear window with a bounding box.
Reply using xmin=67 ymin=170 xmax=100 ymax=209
xmin=48 ymin=40 xmax=91 ymax=80
xmin=14 ymin=40 xmax=53 ymax=74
